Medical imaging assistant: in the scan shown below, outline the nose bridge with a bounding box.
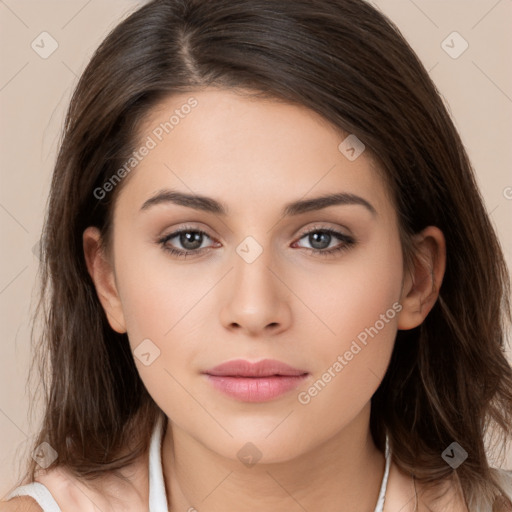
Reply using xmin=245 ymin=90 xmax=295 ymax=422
xmin=219 ymin=233 xmax=291 ymax=334
xmin=233 ymin=233 xmax=278 ymax=305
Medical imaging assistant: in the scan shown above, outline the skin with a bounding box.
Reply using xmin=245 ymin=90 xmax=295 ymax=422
xmin=74 ymin=88 xmax=455 ymax=511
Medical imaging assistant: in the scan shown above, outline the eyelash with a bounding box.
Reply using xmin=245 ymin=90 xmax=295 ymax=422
xmin=157 ymin=225 xmax=355 ymax=259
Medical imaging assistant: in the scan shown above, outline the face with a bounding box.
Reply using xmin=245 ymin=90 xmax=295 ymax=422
xmin=88 ymin=88 xmax=409 ymax=463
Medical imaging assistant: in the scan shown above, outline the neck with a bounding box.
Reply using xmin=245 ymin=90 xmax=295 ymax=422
xmin=161 ymin=403 xmax=386 ymax=512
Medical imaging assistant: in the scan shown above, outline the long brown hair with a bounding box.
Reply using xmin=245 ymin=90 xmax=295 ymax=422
xmin=19 ymin=0 xmax=512 ymax=508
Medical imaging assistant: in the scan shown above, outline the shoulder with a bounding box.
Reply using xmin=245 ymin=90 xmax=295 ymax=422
xmin=32 ymin=455 xmax=148 ymax=511
xmin=384 ymin=461 xmax=469 ymax=512
xmin=386 ymin=461 xmax=512 ymax=511
xmin=491 ymin=467 xmax=512 ymax=501
xmin=0 ymin=496 xmax=43 ymax=511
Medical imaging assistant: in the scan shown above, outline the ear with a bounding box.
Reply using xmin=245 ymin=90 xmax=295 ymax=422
xmin=83 ymin=226 xmax=127 ymax=333
xmin=397 ymin=226 xmax=446 ymax=330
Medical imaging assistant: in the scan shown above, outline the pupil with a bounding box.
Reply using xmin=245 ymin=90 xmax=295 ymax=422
xmin=310 ymin=231 xmax=330 ymax=249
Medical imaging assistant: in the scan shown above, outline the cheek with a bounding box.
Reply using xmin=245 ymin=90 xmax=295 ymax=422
xmin=113 ymin=232 xmax=212 ymax=342
xmin=292 ymin=229 xmax=403 ymax=428
xmin=295 ymin=225 xmax=403 ymax=347
xmin=112 ymin=250 xmax=214 ymax=418
xmin=112 ymin=243 xmax=222 ymax=389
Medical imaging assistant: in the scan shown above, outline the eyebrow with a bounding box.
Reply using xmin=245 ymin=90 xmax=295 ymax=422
xmin=140 ymin=189 xmax=377 ymax=217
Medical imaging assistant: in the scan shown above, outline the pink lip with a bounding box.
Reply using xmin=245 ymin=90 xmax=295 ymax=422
xmin=202 ymin=358 xmax=309 ymax=402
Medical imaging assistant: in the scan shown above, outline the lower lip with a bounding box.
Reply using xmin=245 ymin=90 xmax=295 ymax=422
xmin=204 ymin=374 xmax=308 ymax=402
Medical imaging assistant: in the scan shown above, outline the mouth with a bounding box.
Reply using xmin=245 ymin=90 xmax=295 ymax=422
xmin=203 ymin=358 xmax=308 ymax=377
xmin=202 ymin=358 xmax=309 ymax=402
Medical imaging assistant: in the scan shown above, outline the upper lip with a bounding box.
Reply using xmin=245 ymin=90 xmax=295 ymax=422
xmin=203 ymin=358 xmax=308 ymax=377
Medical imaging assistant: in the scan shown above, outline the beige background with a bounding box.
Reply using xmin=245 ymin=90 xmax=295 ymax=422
xmin=1 ymin=0 xmax=511 ymax=498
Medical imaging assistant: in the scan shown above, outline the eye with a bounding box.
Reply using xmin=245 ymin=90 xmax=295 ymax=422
xmin=157 ymin=225 xmax=356 ymax=259
xmin=157 ymin=227 xmax=218 ymax=258
xmin=292 ymin=227 xmax=355 ymax=256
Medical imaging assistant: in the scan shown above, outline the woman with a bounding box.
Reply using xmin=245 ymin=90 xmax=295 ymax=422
xmin=2 ymin=0 xmax=512 ymax=510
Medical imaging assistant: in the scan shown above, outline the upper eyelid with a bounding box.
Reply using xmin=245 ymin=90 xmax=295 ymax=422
xmin=161 ymin=225 xmax=213 ymax=240
xmin=301 ymin=224 xmax=351 ymax=235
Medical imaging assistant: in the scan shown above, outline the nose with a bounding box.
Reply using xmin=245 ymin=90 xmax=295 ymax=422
xmin=219 ymin=243 xmax=292 ymax=336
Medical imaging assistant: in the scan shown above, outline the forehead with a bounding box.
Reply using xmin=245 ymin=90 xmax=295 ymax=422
xmin=115 ymin=88 xmax=394 ymax=220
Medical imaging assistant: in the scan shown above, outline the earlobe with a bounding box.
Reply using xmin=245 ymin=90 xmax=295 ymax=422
xmin=82 ymin=226 xmax=127 ymax=333
xmin=397 ymin=226 xmax=446 ymax=331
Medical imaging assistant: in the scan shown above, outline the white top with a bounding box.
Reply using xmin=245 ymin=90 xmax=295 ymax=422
xmin=5 ymin=416 xmax=392 ymax=511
